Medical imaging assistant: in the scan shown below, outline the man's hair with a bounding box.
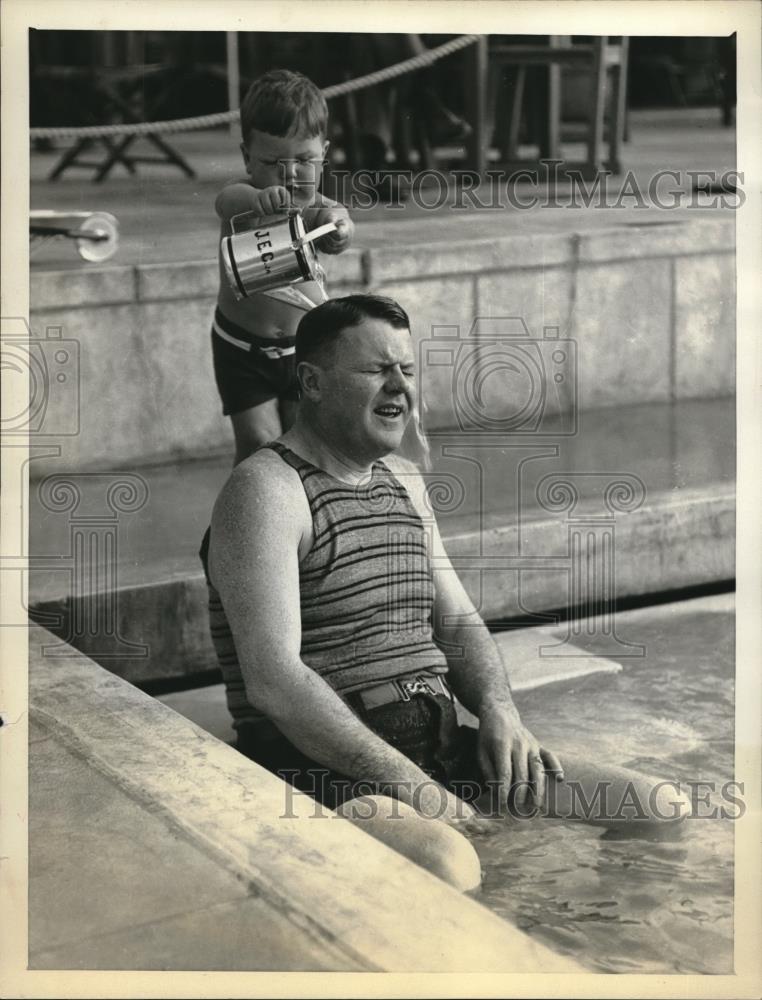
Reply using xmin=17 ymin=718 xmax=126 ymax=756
xmin=240 ymin=69 xmax=328 ymax=144
xmin=295 ymin=295 xmax=411 ymax=369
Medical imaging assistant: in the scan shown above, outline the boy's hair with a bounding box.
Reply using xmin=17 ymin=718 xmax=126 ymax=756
xmin=240 ymin=69 xmax=328 ymax=144
xmin=295 ymin=295 xmax=410 ymax=368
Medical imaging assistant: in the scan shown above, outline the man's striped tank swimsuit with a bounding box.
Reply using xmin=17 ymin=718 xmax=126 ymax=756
xmin=206 ymin=442 xmax=449 ymax=736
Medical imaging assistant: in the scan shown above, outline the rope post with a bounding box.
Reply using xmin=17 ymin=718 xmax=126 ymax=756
xmin=226 ymin=32 xmax=240 ymax=140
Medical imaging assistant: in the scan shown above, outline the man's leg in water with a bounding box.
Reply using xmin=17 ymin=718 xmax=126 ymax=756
xmin=336 ymin=794 xmax=482 ymax=892
xmin=538 ymin=753 xmax=691 ymax=827
xmin=238 ymin=716 xmax=482 ymax=893
xmin=455 ymin=737 xmax=691 ymax=829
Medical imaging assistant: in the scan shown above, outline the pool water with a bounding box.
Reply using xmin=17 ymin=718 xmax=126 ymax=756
xmin=467 ymin=599 xmax=735 ymax=974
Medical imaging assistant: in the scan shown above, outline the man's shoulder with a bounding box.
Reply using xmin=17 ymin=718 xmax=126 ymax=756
xmin=213 ymin=446 xmax=308 ymax=525
xmin=208 ymin=448 xmax=311 ymax=588
xmin=229 ymin=445 xmax=303 ymax=491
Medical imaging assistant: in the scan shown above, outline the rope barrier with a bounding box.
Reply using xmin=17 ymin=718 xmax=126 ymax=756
xmin=321 ymin=34 xmax=479 ymax=98
xmin=30 ymin=34 xmax=480 ymax=141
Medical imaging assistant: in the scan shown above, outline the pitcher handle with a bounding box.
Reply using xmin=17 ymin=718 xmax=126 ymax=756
xmin=293 ymin=222 xmax=338 ymax=248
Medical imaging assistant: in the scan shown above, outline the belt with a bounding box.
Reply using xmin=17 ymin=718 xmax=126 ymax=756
xmin=213 ymin=318 xmax=296 ymax=358
xmin=354 ymin=673 xmax=453 ymax=712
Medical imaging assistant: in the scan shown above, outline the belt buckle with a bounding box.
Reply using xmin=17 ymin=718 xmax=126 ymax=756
xmin=399 ymin=676 xmax=435 ymax=700
xmin=260 ymin=344 xmax=286 ymax=360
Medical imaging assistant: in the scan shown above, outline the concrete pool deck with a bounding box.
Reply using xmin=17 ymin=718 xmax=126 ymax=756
xmin=28 ymin=623 xmax=584 ymax=973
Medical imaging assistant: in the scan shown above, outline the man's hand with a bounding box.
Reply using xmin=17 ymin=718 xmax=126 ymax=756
xmin=477 ymin=704 xmax=564 ymax=816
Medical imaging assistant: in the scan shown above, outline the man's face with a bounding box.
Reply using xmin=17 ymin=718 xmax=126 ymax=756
xmin=241 ymin=128 xmax=327 ymax=209
xmin=317 ymin=319 xmax=417 ymax=461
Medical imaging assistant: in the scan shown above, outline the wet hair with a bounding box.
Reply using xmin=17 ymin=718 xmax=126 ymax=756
xmin=240 ymin=69 xmax=328 ymax=144
xmin=295 ymin=295 xmax=410 ymax=369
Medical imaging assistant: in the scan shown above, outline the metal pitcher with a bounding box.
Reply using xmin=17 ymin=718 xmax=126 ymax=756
xmin=220 ymin=210 xmax=337 ymax=301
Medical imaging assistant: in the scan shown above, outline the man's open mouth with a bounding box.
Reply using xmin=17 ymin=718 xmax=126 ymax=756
xmin=374 ymin=405 xmax=405 ymax=418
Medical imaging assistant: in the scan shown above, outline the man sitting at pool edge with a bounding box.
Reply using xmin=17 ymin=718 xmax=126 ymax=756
xmin=202 ymin=294 xmax=690 ymax=846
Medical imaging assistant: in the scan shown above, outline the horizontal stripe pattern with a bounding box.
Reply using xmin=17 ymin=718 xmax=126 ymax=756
xmin=207 ymin=442 xmax=447 ymax=732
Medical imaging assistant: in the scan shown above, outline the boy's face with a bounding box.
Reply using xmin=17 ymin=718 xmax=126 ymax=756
xmin=241 ymin=128 xmax=328 ymax=208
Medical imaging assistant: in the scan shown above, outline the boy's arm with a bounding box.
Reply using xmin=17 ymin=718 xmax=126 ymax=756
xmin=302 ymin=196 xmax=354 ymax=255
xmin=216 ymin=181 xmax=353 ymax=253
xmin=215 ymin=181 xmax=291 ymax=222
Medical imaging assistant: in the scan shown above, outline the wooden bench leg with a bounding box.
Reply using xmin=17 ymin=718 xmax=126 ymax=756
xmin=144 ymin=131 xmax=196 ymax=179
xmin=93 ymin=136 xmax=139 ymax=181
xmin=48 ymin=138 xmax=92 ymax=181
xmin=586 ymin=37 xmax=607 ymax=176
xmin=607 ymin=40 xmax=629 ymax=174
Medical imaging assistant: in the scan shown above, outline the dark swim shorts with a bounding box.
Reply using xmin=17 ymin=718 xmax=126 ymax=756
xmin=236 ymin=690 xmax=483 ymax=811
xmin=211 ymin=308 xmax=300 ymax=416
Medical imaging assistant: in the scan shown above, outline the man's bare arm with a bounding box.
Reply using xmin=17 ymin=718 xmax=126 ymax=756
xmin=208 ymin=454 xmax=470 ymax=821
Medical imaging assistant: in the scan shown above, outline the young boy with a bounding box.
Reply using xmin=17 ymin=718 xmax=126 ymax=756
xmin=213 ymin=69 xmax=354 ymax=464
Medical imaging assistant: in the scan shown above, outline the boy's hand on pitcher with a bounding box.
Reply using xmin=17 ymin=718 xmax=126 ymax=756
xmin=313 ymin=212 xmax=354 ymax=254
xmin=250 ymin=185 xmax=292 ymax=217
